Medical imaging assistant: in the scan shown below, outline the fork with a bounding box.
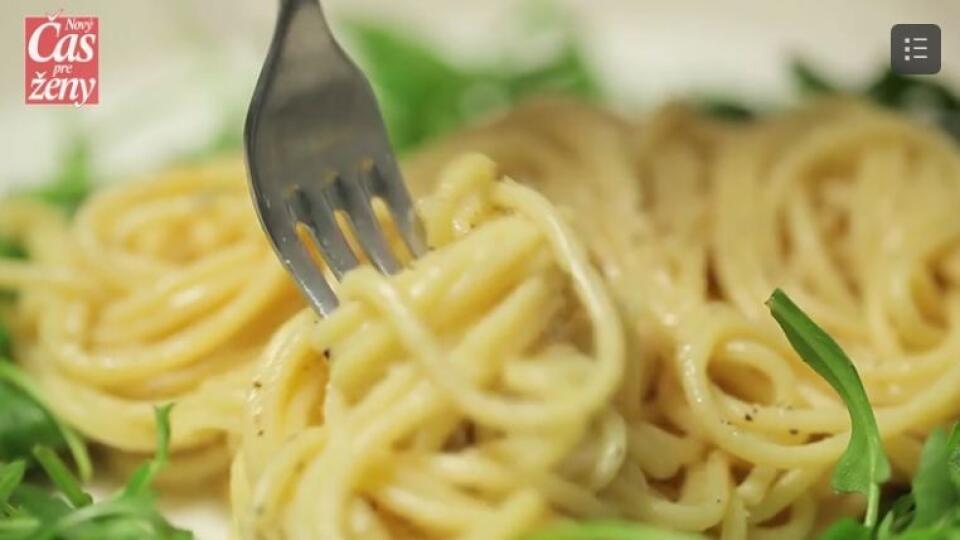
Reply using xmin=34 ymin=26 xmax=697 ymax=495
xmin=245 ymin=0 xmax=427 ymax=316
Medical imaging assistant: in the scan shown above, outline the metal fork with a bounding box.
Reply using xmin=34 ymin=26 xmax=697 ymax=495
xmin=245 ymin=0 xmax=427 ymax=316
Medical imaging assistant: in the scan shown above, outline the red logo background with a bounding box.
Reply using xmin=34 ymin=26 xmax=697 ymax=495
xmin=24 ymin=13 xmax=99 ymax=106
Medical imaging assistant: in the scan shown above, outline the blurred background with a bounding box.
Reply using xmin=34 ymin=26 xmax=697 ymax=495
xmin=2 ymin=0 xmax=959 ymax=190
xmin=2 ymin=1 xmax=959 ymax=537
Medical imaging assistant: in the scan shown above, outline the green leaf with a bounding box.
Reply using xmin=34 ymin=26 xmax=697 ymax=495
xmin=9 ymin=483 xmax=73 ymax=526
xmin=30 ymin=135 xmax=93 ymax=214
xmin=790 ymin=59 xmax=837 ymax=95
xmin=41 ymin=498 xmax=190 ymax=540
xmin=767 ymin=289 xmax=891 ymax=528
xmin=346 ymin=19 xmax=600 ymax=153
xmin=696 ymin=97 xmax=756 ymax=121
xmin=866 ymin=69 xmax=960 ymax=140
xmin=865 ymin=70 xmax=959 ymax=111
xmin=0 ymin=403 xmax=186 ymax=538
xmin=0 ymin=515 xmax=40 ymax=539
xmin=0 ymin=240 xmax=25 ymax=262
xmin=896 ymin=529 xmax=960 ymax=540
xmin=909 ymin=427 xmax=959 ymax=529
xmin=0 ymin=381 xmax=68 ymax=463
xmin=523 ymin=520 xmax=703 ymax=540
xmin=947 ymin=424 xmax=960 ymax=493
xmin=0 ymin=363 xmax=91 ymax=482
xmin=820 ymin=518 xmax=873 ymax=540
xmin=496 ymin=44 xmax=600 ymax=102
xmin=0 ymin=324 xmax=11 ymax=361
xmin=122 ymin=404 xmax=173 ymax=498
xmin=877 ymin=493 xmax=916 ymax=538
xmin=31 ymin=446 xmax=92 ymax=509
xmin=21 ymin=405 xmax=192 ymax=540
xmin=66 ymin=514 xmax=176 ymax=540
xmin=788 ymin=60 xmax=960 ymax=140
xmin=347 ymin=22 xmax=471 ymax=153
xmin=0 ymin=461 xmax=26 ymax=510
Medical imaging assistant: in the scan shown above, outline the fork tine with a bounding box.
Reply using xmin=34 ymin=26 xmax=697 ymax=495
xmin=272 ymin=222 xmax=340 ymax=316
xmin=369 ymin=158 xmax=429 ymax=256
xmin=288 ymin=184 xmax=358 ymax=280
xmin=335 ymin=161 xmax=400 ymax=275
xmin=245 ymin=0 xmax=428 ymax=318
xmin=289 ymin=248 xmax=339 ymax=316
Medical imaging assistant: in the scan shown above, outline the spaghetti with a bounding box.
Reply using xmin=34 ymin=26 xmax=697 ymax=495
xmin=3 ymin=98 xmax=960 ymax=539
xmin=0 ymin=160 xmax=302 ymax=483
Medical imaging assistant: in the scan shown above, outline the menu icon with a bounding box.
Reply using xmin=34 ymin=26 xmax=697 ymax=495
xmin=891 ymin=24 xmax=940 ymax=75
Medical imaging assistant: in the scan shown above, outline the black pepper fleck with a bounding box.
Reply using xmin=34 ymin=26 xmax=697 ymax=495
xmin=789 ymin=428 xmax=799 ymax=435
xmin=323 ymin=348 xmax=331 ymax=359
xmin=744 ymin=414 xmax=753 ymax=422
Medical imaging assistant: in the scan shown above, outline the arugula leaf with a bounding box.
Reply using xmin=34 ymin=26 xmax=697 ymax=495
xmin=790 ymin=59 xmax=837 ymax=95
xmin=1 ymin=405 xmax=192 ymax=540
xmin=0 ymin=460 xmax=26 ymax=508
xmin=0 ymin=363 xmax=90 ymax=482
xmin=877 ymin=494 xmax=918 ymax=538
xmin=868 ymin=71 xmax=960 ymax=141
xmin=870 ymin=424 xmax=960 ymax=539
xmin=32 ymin=446 xmax=92 ymax=509
xmin=865 ymin=70 xmax=960 ymax=111
xmin=790 ymin=60 xmax=960 ymax=139
xmin=121 ymin=403 xmax=173 ymax=499
xmin=910 ymin=427 xmax=959 ymax=529
xmin=767 ymin=289 xmax=891 ymax=528
xmin=701 ymin=59 xmax=960 ymax=133
xmin=0 ymin=381 xmax=69 ymax=463
xmin=0 ymin=240 xmax=25 ymax=262
xmin=347 ymin=20 xmax=600 ymax=153
xmin=696 ymin=97 xmax=756 ymax=121
xmin=767 ymin=291 xmax=960 ymax=538
xmin=347 ymin=22 xmax=465 ymax=153
xmin=948 ymin=426 xmax=960 ymax=493
xmin=496 ymin=44 xmax=599 ymax=102
xmin=30 ymin=135 xmax=93 ymax=214
xmin=523 ymin=520 xmax=703 ymax=540
xmin=62 ymin=404 xmax=191 ymax=539
xmin=0 ymin=324 xmax=11 ymax=361
xmin=8 ymin=482 xmax=74 ymax=529
xmin=821 ymin=517 xmax=874 ymax=540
